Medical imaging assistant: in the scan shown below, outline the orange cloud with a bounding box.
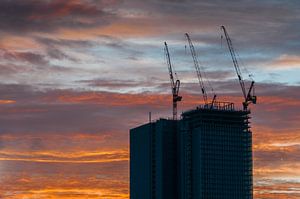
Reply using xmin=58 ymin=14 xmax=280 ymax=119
xmin=254 ymin=180 xmax=300 ymax=199
xmin=253 ymin=127 xmax=300 ymax=150
xmin=0 ymin=132 xmax=111 ymax=142
xmin=0 ymin=99 xmax=16 ymax=104
xmin=269 ymin=54 xmax=300 ymax=69
xmin=258 ymin=95 xmax=300 ymax=107
xmin=0 ymin=149 xmax=128 ymax=163
xmin=0 ymin=35 xmax=41 ymax=51
xmin=52 ymin=92 xmax=171 ymax=107
xmin=0 ymin=188 xmax=128 ymax=199
xmin=39 ymin=90 xmax=215 ymax=110
xmin=6 ymin=188 xmax=128 ymax=199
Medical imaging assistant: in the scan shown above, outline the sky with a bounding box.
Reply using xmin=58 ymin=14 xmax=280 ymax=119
xmin=0 ymin=0 xmax=299 ymax=198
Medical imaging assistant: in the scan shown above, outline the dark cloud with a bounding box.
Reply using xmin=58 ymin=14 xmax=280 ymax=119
xmin=33 ymin=37 xmax=88 ymax=62
xmin=0 ymin=84 xmax=167 ymax=135
xmin=47 ymin=48 xmax=71 ymax=60
xmin=2 ymin=50 xmax=48 ymax=65
xmin=95 ymin=35 xmax=145 ymax=58
xmin=35 ymin=35 xmax=144 ymax=63
xmin=120 ymin=0 xmax=300 ymax=57
xmin=0 ymin=63 xmax=29 ymax=75
xmin=0 ymin=0 xmax=119 ymax=33
xmin=36 ymin=37 xmax=94 ymax=48
xmin=0 ymin=49 xmax=80 ymax=78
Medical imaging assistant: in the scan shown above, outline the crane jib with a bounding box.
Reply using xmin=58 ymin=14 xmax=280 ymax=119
xmin=221 ymin=26 xmax=257 ymax=110
xmin=164 ymin=42 xmax=182 ymax=120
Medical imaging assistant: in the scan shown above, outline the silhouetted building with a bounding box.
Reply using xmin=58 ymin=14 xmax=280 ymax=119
xmin=130 ymin=102 xmax=253 ymax=199
xmin=179 ymin=102 xmax=252 ymax=199
xmin=130 ymin=119 xmax=179 ymax=199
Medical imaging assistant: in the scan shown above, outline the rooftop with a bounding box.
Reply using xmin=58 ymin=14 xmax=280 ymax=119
xmin=182 ymin=101 xmax=250 ymax=117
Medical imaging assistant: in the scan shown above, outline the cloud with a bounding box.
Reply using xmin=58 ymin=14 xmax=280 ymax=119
xmin=254 ymin=179 xmax=300 ymax=199
xmin=35 ymin=36 xmax=94 ymax=62
xmin=0 ymin=100 xmax=16 ymax=104
xmin=77 ymin=78 xmax=144 ymax=89
xmin=268 ymin=54 xmax=300 ymax=69
xmin=0 ymin=0 xmax=119 ymax=34
xmin=0 ymin=160 xmax=129 ymax=198
xmin=2 ymin=50 xmax=48 ymax=65
xmin=0 ymin=149 xmax=128 ymax=163
xmin=0 ymin=81 xmax=298 ymax=136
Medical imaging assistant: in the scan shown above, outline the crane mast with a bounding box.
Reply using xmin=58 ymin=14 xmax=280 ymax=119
xmin=164 ymin=42 xmax=182 ymax=120
xmin=221 ymin=26 xmax=257 ymax=110
xmin=185 ymin=33 xmax=216 ymax=106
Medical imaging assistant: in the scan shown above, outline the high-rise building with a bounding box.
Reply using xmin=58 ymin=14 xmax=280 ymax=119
xmin=130 ymin=119 xmax=179 ymax=199
xmin=179 ymin=102 xmax=252 ymax=199
xmin=130 ymin=102 xmax=253 ymax=199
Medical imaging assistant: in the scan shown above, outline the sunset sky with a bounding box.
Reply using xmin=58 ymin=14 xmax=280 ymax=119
xmin=0 ymin=0 xmax=299 ymax=198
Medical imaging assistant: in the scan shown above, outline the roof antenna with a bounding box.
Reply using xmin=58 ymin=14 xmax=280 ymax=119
xmin=149 ymin=112 xmax=152 ymax=123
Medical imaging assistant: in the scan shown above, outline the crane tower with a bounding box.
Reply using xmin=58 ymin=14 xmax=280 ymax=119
xmin=164 ymin=42 xmax=182 ymax=120
xmin=221 ymin=26 xmax=257 ymax=110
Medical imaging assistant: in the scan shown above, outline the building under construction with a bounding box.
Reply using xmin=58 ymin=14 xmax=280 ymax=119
xmin=130 ymin=26 xmax=255 ymax=199
xmin=179 ymin=102 xmax=252 ymax=199
xmin=130 ymin=102 xmax=253 ymax=199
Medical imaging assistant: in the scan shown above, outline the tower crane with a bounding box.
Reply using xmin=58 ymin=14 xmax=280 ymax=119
xmin=185 ymin=33 xmax=216 ymax=107
xmin=164 ymin=42 xmax=182 ymax=120
xmin=221 ymin=26 xmax=257 ymax=110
